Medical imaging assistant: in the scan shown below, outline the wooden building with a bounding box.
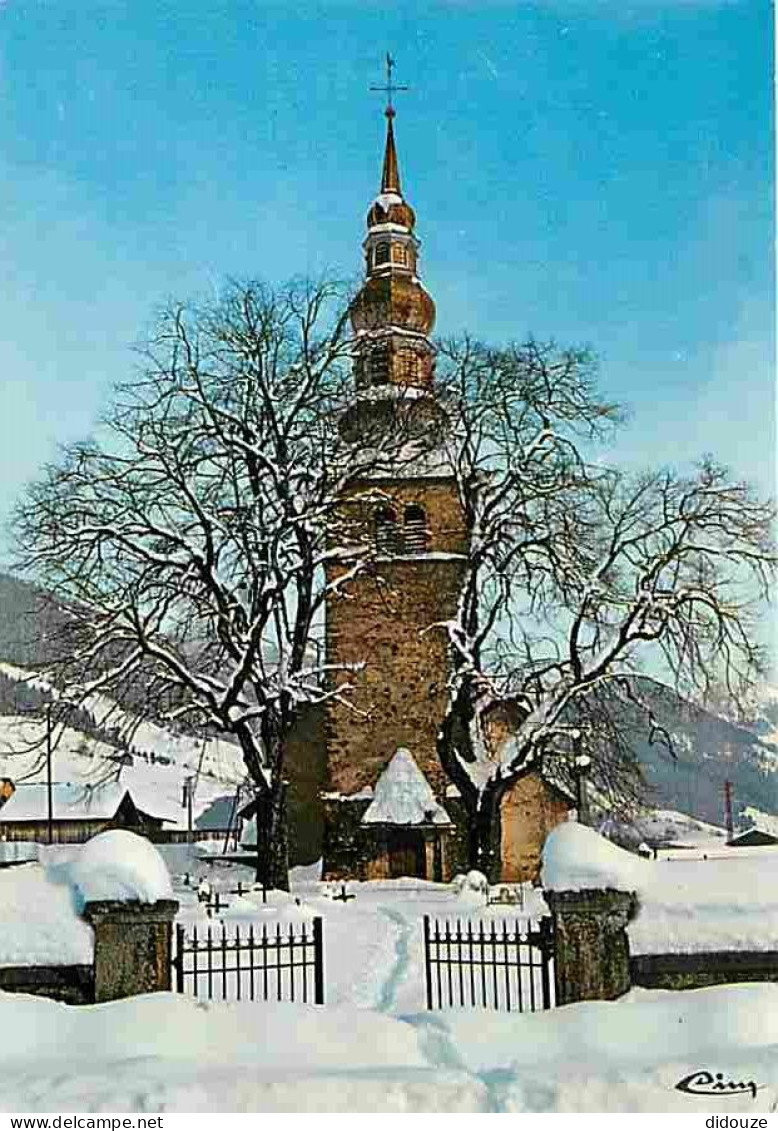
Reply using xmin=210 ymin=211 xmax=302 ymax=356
xmin=0 ymin=781 xmax=166 ymax=843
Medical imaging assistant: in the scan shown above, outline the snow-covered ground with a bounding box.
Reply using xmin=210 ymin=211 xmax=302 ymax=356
xmin=1 ymin=831 xmax=778 ymax=1111
xmin=631 ymin=807 xmax=729 ymax=850
xmin=0 ymin=984 xmax=775 ymax=1112
xmin=544 ymin=823 xmax=778 ymax=954
xmin=0 ymin=861 xmax=93 ymax=966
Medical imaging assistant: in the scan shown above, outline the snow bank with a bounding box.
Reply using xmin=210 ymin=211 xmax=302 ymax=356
xmin=0 ymin=831 xmax=175 ymax=967
xmin=541 ymin=823 xmax=649 ymax=892
xmin=0 ymin=984 xmax=777 ymax=1112
xmin=68 ymin=831 xmax=173 ymax=907
xmin=436 ymin=983 xmax=778 ymax=1113
xmin=0 ymin=863 xmax=93 ymax=966
xmin=542 ymin=823 xmax=778 ymax=954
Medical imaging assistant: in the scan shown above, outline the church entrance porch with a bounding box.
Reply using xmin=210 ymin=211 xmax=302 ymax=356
xmin=364 ymin=824 xmax=450 ymax=882
xmin=322 ymin=748 xmax=455 ymax=882
xmin=387 ymin=828 xmax=425 ymax=878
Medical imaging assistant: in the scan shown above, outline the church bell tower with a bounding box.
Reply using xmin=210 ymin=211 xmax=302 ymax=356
xmin=322 ymin=81 xmax=468 ymax=882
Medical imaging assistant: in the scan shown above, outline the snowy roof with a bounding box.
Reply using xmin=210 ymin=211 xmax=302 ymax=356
xmin=0 ymin=710 xmax=245 ymax=830
xmin=0 ymin=782 xmax=165 ymax=823
xmin=361 ymin=748 xmax=451 ymax=827
xmin=728 ymin=828 xmax=778 ymax=847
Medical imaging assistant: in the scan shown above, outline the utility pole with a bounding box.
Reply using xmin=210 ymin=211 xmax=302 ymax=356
xmin=182 ymin=776 xmax=194 ymax=844
xmin=46 ymin=700 xmax=53 ymax=846
xmin=724 ymin=779 xmax=734 ymax=843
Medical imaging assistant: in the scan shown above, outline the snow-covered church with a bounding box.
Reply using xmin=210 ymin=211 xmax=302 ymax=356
xmin=287 ymin=102 xmax=573 ymax=883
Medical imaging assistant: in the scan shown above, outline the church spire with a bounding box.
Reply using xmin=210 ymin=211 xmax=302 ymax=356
xmin=348 ymin=58 xmax=437 ymax=403
xmin=371 ymin=53 xmax=408 ymax=198
xmin=381 ymin=110 xmax=401 ymax=195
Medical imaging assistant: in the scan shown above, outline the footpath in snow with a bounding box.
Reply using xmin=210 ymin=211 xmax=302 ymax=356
xmin=0 ymin=983 xmax=776 ymax=1113
xmin=1 ymin=828 xmax=777 ymax=1112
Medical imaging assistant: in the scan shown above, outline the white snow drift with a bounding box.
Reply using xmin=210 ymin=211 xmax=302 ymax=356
xmin=67 ymin=830 xmax=173 ymax=906
xmin=0 ymin=984 xmax=776 ymax=1112
xmin=542 ymin=823 xmax=778 ymax=954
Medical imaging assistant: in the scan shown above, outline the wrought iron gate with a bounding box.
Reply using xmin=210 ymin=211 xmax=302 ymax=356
xmin=423 ymin=915 xmax=555 ymax=1011
xmin=174 ymin=917 xmax=324 ymax=1004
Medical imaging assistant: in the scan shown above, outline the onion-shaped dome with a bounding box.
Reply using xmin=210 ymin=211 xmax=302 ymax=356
xmin=350 ymin=273 xmax=436 ymax=336
xmin=367 ymin=193 xmax=416 ymax=231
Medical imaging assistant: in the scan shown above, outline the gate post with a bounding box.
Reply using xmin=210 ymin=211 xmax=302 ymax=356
xmin=174 ymin=922 xmax=185 ymax=993
xmin=545 ymin=888 xmax=637 ymax=1005
xmin=312 ymin=915 xmax=325 ymax=1005
xmin=83 ymin=899 xmax=180 ymax=1003
xmin=538 ymin=916 xmax=553 ymax=1009
xmin=423 ymin=914 xmax=433 ymax=1009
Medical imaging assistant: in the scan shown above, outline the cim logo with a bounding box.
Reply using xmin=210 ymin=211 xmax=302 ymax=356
xmin=675 ymin=1070 xmax=762 ymax=1101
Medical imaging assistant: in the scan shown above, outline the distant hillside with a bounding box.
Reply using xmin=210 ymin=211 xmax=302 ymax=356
xmin=0 ymin=572 xmax=194 ymax=737
xmin=628 ymin=678 xmax=778 ymax=829
xmin=0 ymin=572 xmax=76 ymax=668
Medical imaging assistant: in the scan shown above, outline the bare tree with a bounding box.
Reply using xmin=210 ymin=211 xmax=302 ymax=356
xmin=436 ymin=338 xmax=776 ymax=876
xmin=12 ymin=278 xmax=407 ymax=888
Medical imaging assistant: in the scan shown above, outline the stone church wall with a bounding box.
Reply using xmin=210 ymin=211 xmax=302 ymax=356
xmin=500 ymin=772 xmax=571 ymax=883
xmin=324 ymin=554 xmax=465 ymax=797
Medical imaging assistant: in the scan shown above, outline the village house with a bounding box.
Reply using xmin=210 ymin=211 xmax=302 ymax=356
xmin=0 ymin=781 xmax=166 ymax=844
xmin=0 ymin=778 xmax=239 ymax=846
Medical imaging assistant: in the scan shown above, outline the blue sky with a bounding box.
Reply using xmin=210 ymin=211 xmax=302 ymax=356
xmin=0 ymin=0 xmax=773 ymax=563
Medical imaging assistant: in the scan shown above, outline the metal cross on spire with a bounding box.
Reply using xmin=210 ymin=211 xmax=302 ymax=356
xmin=370 ymin=52 xmax=409 ymax=118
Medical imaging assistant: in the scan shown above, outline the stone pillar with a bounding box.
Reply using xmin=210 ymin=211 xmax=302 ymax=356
xmin=545 ymin=888 xmax=637 ymax=1005
xmin=83 ymin=899 xmax=179 ymax=1003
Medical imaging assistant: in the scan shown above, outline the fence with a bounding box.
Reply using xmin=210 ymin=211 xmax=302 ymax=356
xmin=630 ymin=949 xmax=778 ymax=991
xmin=423 ymin=915 xmax=555 ymax=1012
xmin=174 ymin=917 xmax=324 ymax=1005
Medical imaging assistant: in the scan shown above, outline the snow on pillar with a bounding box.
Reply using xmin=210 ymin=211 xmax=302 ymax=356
xmin=541 ymin=824 xmax=641 ymax=1004
xmin=72 ymin=830 xmax=179 ymax=1002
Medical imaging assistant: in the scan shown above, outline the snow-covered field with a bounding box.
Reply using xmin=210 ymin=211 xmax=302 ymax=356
xmin=544 ymin=823 xmax=778 ymax=955
xmin=0 ymin=984 xmax=775 ymax=1112
xmin=1 ymin=828 xmax=777 ymax=1111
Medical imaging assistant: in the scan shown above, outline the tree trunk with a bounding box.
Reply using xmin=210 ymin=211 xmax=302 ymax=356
xmin=470 ymin=784 xmax=503 ymax=883
xmin=437 ymin=679 xmax=503 ymax=882
xmin=253 ymin=779 xmax=290 ymax=891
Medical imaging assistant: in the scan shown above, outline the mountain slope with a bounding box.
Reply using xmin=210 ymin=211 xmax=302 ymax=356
xmin=628 ymin=679 xmax=778 ymax=828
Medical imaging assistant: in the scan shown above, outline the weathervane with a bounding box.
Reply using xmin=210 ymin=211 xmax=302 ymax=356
xmin=370 ymin=52 xmax=408 ymax=118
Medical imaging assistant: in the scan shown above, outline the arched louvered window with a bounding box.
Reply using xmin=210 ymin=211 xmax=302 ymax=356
xmin=374 ymin=242 xmax=390 ymax=267
xmin=404 ymin=504 xmax=429 ymax=555
xmin=375 ymin=505 xmax=399 ymax=555
xmin=396 ymin=348 xmax=418 ymax=384
xmin=369 ymin=349 xmax=390 ymax=385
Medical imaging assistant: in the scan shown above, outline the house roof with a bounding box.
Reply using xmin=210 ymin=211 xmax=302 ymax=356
xmin=0 ymin=782 xmax=166 ymax=824
xmin=728 ymin=828 xmax=778 ymax=847
xmin=361 ymin=748 xmax=451 ymax=827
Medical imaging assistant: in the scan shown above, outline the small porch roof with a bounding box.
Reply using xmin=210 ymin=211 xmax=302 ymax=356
xmin=361 ymin=748 xmax=451 ymax=828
